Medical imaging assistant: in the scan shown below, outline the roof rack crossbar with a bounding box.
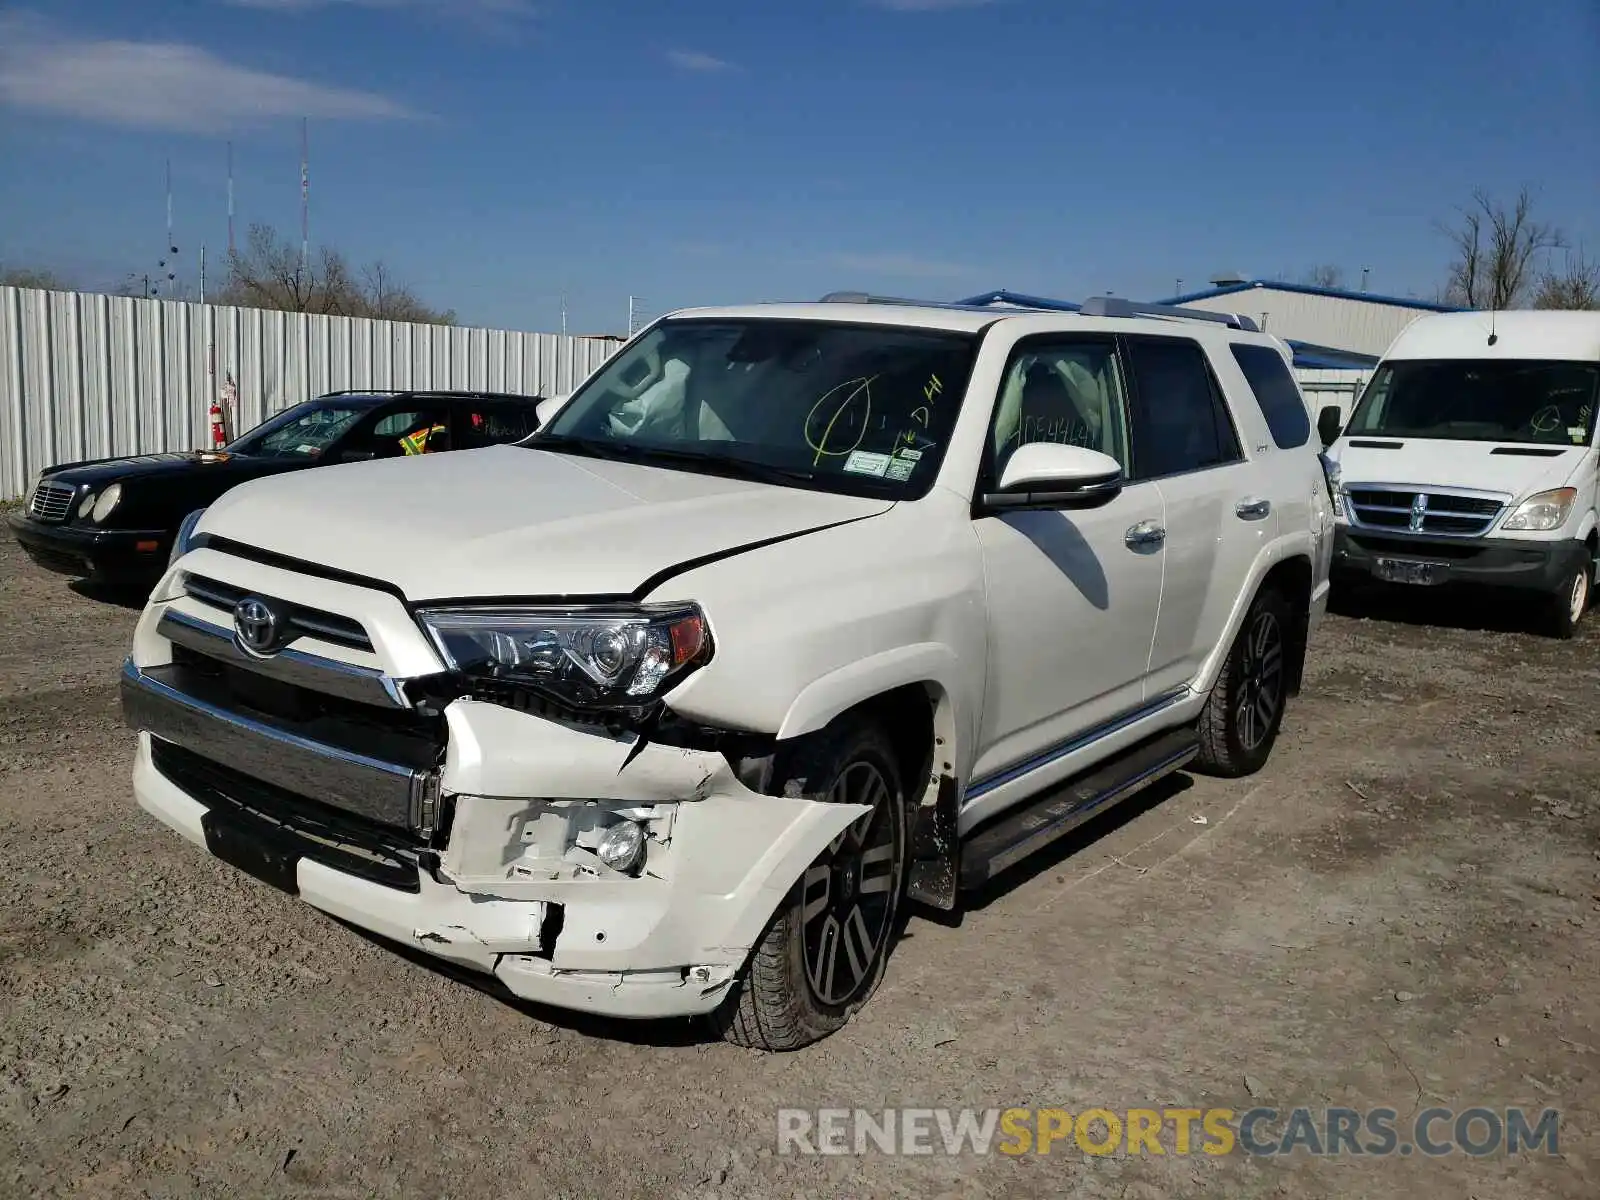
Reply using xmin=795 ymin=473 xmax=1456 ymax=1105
xmin=818 ymin=291 xmax=999 ymax=312
xmin=1075 ymin=296 xmax=1260 ymax=332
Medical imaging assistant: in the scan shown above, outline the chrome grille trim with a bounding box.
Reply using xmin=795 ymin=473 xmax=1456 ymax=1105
xmin=181 ymin=572 xmax=374 ymax=652
xmin=27 ymin=479 xmax=76 ymax=522
xmin=158 ymin=609 xmax=407 ymax=708
xmin=121 ymin=659 xmax=433 ymax=833
xmin=1345 ymin=484 xmax=1507 ymax=538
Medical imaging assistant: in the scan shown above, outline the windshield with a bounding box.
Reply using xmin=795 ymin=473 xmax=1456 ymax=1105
xmin=1346 ymin=359 xmax=1599 ymax=446
xmin=536 ymin=318 xmax=980 ymax=496
xmin=231 ymin=401 xmax=372 ymax=458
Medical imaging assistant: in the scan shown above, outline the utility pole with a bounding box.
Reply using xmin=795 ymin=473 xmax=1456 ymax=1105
xmin=561 ymin=290 xmax=568 ymax=337
xmin=199 ymin=245 xmax=206 ymax=303
xmin=1360 ymin=266 xmax=1371 ymax=293
xmin=628 ymin=295 xmax=637 ymax=336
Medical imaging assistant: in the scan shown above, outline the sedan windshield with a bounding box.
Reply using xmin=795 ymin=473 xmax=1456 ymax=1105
xmin=1345 ymin=359 xmax=1599 ymax=446
xmin=231 ymin=402 xmax=371 ymax=458
xmin=534 ymin=318 xmax=980 ymax=497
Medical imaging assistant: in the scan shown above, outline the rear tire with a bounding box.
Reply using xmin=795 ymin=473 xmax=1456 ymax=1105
xmin=715 ymin=721 xmax=908 ymax=1052
xmin=1194 ymin=588 xmax=1292 ymax=778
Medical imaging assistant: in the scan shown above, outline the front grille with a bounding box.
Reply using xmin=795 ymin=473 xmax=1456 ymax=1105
xmin=183 ymin=573 xmax=374 ymax=651
xmin=169 ymin=644 xmax=442 ymax=769
xmin=27 ymin=479 xmax=75 ymax=522
xmin=1346 ymin=488 xmax=1503 ymax=537
xmin=151 ymin=740 xmax=425 ymax=890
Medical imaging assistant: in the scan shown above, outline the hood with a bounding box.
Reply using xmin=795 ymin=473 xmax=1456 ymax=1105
xmin=1329 ymin=437 xmax=1593 ymax=499
xmin=200 ymin=444 xmax=895 ymax=600
xmin=48 ymin=450 xmax=264 ymax=487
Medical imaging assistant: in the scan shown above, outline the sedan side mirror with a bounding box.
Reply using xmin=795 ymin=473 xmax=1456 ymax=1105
xmin=1317 ymin=405 xmax=1344 ymax=448
xmin=981 ymin=442 xmax=1124 ymax=512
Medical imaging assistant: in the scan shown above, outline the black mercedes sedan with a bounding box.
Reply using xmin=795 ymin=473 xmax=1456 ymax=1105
xmin=8 ymin=388 xmax=543 ymax=589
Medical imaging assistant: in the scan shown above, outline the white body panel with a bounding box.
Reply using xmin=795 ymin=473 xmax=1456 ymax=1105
xmin=127 ymin=300 xmax=1331 ymax=1020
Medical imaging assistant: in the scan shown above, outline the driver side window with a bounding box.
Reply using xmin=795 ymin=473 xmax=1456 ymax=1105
xmin=989 ymin=338 xmax=1130 ymax=481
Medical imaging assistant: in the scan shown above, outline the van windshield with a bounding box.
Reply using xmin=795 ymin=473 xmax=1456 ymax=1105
xmin=1345 ymin=359 xmax=1599 ymax=446
xmin=531 ymin=318 xmax=979 ymax=498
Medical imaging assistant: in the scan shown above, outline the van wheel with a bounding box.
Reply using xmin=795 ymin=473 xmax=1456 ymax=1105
xmin=1544 ymin=557 xmax=1590 ymax=640
xmin=715 ymin=722 xmax=908 ymax=1052
xmin=1194 ymin=588 xmax=1291 ymax=778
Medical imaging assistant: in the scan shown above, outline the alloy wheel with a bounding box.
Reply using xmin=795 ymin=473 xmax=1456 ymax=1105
xmin=800 ymin=761 xmax=900 ymax=1007
xmin=1235 ymin=609 xmax=1285 ymax=752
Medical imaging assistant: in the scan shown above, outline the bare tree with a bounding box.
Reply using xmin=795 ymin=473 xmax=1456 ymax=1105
xmin=1533 ymin=246 xmax=1600 ymax=311
xmin=1440 ymin=188 xmax=1564 ymax=309
xmin=1301 ymin=264 xmax=1345 ymax=289
xmin=0 ymin=265 xmax=73 ymax=290
xmin=215 ymin=224 xmax=455 ymax=324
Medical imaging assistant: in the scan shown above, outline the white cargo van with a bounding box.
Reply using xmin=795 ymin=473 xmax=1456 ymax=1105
xmin=1320 ymin=310 xmax=1600 ymax=637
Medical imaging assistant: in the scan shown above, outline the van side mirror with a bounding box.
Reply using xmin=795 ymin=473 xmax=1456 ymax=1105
xmin=1317 ymin=406 xmax=1343 ymax=448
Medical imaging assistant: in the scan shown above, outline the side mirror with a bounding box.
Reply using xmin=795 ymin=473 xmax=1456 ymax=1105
xmin=535 ymin=394 xmax=569 ymax=428
xmin=1317 ymin=405 xmax=1344 ymax=448
xmin=982 ymin=443 xmax=1123 ymax=512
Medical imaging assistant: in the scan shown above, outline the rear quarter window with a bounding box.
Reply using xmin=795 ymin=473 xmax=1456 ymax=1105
xmin=1231 ymin=344 xmax=1311 ymax=449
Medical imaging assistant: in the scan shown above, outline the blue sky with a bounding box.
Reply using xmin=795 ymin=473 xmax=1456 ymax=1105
xmin=0 ymin=0 xmax=1595 ymax=333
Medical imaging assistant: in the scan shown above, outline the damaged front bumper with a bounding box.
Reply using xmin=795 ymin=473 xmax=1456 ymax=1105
xmin=126 ymin=666 xmax=868 ymax=1020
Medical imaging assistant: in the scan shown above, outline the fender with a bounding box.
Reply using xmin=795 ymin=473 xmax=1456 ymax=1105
xmin=1575 ymin=506 xmax=1597 ymax=545
xmin=1191 ymin=533 xmax=1314 ymax=698
xmin=777 ymin=642 xmax=972 ymax=912
xmin=776 ymin=641 xmax=969 ymax=745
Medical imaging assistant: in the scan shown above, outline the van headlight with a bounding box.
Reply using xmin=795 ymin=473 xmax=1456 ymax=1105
xmin=1501 ymin=487 xmax=1577 ymax=532
xmin=417 ymin=604 xmax=712 ymax=712
xmin=169 ymin=508 xmax=207 ymax=566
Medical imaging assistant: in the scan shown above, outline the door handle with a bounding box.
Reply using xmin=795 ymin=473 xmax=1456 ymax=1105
xmin=1124 ymin=520 xmax=1165 ymax=548
xmin=1235 ymin=497 xmax=1272 ymax=521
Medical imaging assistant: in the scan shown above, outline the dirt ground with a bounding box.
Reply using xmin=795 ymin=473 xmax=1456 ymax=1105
xmin=1 ymin=532 xmax=1596 ymax=1200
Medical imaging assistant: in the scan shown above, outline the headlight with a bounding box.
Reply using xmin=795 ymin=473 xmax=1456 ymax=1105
xmin=169 ymin=507 xmax=207 ymax=566
xmin=90 ymin=483 xmax=122 ymax=523
xmin=417 ymin=604 xmax=712 ymax=711
xmin=1318 ymin=453 xmax=1342 ymax=509
xmin=77 ymin=490 xmax=98 ymax=519
xmin=1501 ymin=487 xmax=1577 ymax=532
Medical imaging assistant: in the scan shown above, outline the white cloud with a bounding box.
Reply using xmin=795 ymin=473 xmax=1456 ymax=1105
xmin=666 ymin=49 xmax=737 ymax=73
xmin=869 ymin=0 xmax=1002 ymax=10
xmin=0 ymin=14 xmax=415 ymax=132
xmin=830 ymin=252 xmax=979 ymax=280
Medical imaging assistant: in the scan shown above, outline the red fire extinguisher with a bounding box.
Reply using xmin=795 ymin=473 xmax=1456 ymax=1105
xmin=209 ymin=400 xmax=226 ymax=449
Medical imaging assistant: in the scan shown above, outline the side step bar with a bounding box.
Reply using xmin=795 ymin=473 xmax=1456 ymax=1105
xmin=959 ymin=727 xmax=1199 ymax=889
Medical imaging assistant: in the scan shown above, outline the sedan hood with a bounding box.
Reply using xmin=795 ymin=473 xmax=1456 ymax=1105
xmin=199 ymin=444 xmax=894 ymax=600
xmin=1330 ymin=438 xmax=1591 ymax=499
xmin=47 ymin=451 xmax=247 ymax=487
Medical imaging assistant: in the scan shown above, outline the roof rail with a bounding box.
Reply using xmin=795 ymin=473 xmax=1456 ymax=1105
xmin=1076 ymin=296 xmax=1260 ymax=332
xmin=819 ymin=291 xmax=995 ymax=312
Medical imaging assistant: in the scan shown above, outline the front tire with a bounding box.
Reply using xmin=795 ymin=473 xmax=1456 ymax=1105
xmin=716 ymin=721 xmax=908 ymax=1052
xmin=1194 ymin=588 xmax=1292 ymax=777
xmin=1543 ymin=553 xmax=1591 ymax=640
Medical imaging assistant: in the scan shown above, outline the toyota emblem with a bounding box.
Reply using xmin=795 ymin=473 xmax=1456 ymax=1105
xmin=233 ymin=596 xmax=282 ymax=656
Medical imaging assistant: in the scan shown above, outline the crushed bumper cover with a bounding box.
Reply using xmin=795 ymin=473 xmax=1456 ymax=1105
xmin=130 ymin=690 xmax=869 ymax=1020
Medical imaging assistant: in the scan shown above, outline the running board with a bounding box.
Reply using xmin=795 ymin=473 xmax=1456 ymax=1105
xmin=959 ymin=727 xmax=1199 ymax=889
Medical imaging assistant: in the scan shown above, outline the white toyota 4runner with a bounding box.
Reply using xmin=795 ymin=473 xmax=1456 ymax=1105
xmin=123 ymin=296 xmax=1333 ymax=1050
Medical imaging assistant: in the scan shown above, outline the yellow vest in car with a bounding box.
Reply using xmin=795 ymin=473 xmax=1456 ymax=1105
xmin=400 ymin=424 xmax=446 ymax=455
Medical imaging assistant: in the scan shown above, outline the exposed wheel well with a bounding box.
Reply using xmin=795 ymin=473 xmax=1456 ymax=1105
xmin=1258 ymin=555 xmax=1313 ymax=697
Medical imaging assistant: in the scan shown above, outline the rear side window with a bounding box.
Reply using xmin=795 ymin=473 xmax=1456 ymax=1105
xmin=1125 ymin=337 xmax=1243 ymax=480
xmin=1231 ymin=344 xmax=1311 ymax=448
xmin=461 ymin=404 xmax=539 ymax=449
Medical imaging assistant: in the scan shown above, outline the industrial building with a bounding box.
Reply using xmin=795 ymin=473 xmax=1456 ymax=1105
xmin=1156 ymin=278 xmax=1462 ymax=361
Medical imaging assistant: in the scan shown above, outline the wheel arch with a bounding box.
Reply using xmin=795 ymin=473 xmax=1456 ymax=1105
xmin=1196 ymin=546 xmax=1315 ymax=699
xmin=775 ymin=647 xmax=967 ymax=911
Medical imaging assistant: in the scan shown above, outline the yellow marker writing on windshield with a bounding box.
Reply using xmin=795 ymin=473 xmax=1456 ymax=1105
xmin=805 ymin=376 xmax=877 ymax=466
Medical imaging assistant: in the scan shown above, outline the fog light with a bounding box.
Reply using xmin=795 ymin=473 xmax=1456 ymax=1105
xmin=596 ymin=819 xmax=645 ymax=873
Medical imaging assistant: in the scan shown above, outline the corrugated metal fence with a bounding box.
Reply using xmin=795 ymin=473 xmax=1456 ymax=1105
xmin=1295 ymin=367 xmax=1371 ymax=425
xmin=1 ymin=286 xmax=622 ymax=499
